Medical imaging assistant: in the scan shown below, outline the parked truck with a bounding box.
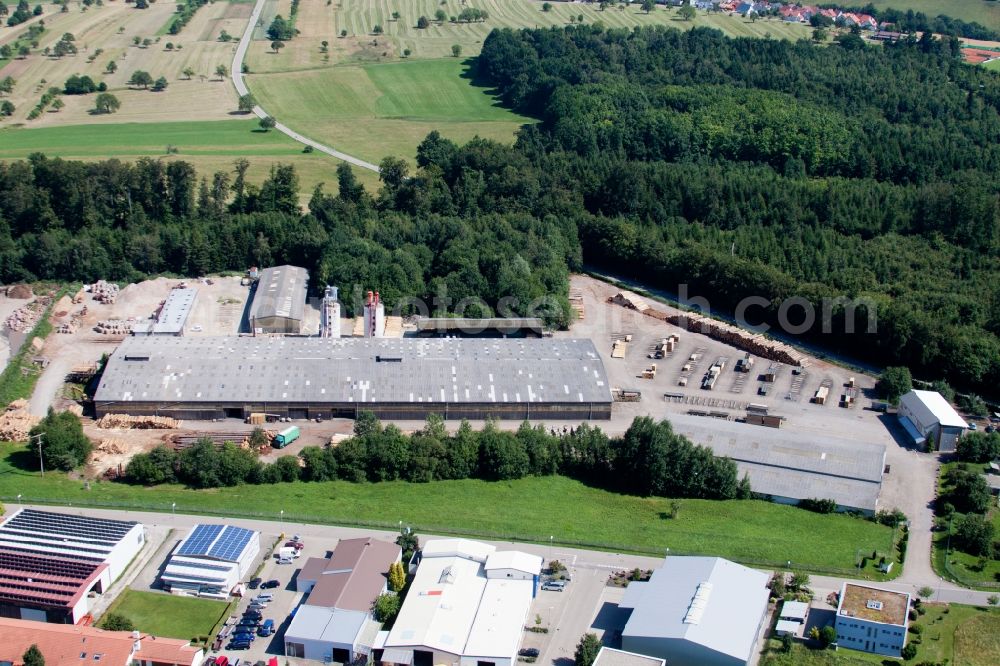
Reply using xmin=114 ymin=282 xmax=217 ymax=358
xmin=273 ymin=425 xmax=300 ymax=448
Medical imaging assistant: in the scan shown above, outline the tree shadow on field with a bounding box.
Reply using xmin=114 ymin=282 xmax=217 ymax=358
xmin=458 ymin=57 xmax=519 ymax=114
xmin=2 ymin=446 xmax=40 ymax=473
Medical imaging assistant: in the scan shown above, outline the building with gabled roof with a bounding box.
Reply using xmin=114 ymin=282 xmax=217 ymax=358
xmin=897 ymin=389 xmax=969 ymax=452
xmin=620 ymin=556 xmax=769 ymax=666
xmin=249 ymin=265 xmax=308 ymax=334
xmin=381 ymin=539 xmax=541 ymax=666
xmin=159 ymin=524 xmax=260 ymax=599
xmin=0 ymin=617 xmax=202 ymax=666
xmin=0 ymin=509 xmax=144 ymax=624
xmin=285 ymin=538 xmax=401 ymax=663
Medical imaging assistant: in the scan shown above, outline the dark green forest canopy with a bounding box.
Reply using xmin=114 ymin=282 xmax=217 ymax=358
xmin=0 ymin=25 xmax=998 ymax=391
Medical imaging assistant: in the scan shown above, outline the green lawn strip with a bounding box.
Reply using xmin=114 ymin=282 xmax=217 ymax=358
xmin=984 ymin=58 xmax=1000 ymax=71
xmin=0 ymin=445 xmax=893 ymax=574
xmin=931 ymin=462 xmax=1000 ymax=589
xmin=101 ymin=589 xmax=229 ymax=643
xmin=0 ymin=120 xmax=306 ymax=159
xmin=0 ymin=286 xmax=68 ymax=408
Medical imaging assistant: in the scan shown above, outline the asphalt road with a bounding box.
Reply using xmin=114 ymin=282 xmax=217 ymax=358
xmin=230 ymin=0 xmax=380 ymax=173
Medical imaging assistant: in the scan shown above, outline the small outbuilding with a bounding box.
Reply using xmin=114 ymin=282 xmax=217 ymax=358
xmin=897 ymin=390 xmax=968 ymax=452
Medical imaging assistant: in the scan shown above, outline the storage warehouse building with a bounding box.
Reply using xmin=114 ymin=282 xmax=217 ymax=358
xmin=94 ymin=337 xmax=612 ymax=421
xmin=380 ymin=539 xmax=542 ymax=666
xmin=159 ymin=524 xmax=260 ymax=599
xmin=132 ymin=287 xmax=198 ymax=337
xmin=249 ymin=265 xmax=308 ymax=334
xmin=0 ymin=509 xmax=145 ymax=624
xmin=285 ymin=537 xmax=401 ymax=662
xmin=897 ymin=390 xmax=969 ymax=452
xmin=620 ymin=556 xmax=769 ymax=666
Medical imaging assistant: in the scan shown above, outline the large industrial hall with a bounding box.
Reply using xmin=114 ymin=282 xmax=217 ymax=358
xmin=93 ymin=336 xmax=613 ymax=421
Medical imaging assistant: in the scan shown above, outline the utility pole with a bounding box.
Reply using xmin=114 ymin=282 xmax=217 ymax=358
xmin=30 ymin=432 xmax=46 ymax=477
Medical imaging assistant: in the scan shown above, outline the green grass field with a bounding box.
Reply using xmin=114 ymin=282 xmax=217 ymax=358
xmin=250 ymin=58 xmax=531 ymax=164
xmin=100 ymin=589 xmax=229 ymax=642
xmin=932 ymin=463 xmax=1000 ymax=590
xmin=864 ymin=0 xmax=1000 ymax=32
xmin=984 ymin=58 xmax=1000 ymax=70
xmin=0 ymin=120 xmax=380 ymax=199
xmin=761 ymin=604 xmax=1000 ymax=665
xmin=0 ymin=443 xmax=894 ymax=574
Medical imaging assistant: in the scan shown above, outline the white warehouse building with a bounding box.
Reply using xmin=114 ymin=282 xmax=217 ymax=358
xmin=160 ymin=524 xmax=260 ymax=599
xmin=897 ymin=390 xmax=968 ymax=452
xmin=381 ymin=539 xmax=542 ymax=666
xmin=620 ymin=556 xmax=770 ymax=666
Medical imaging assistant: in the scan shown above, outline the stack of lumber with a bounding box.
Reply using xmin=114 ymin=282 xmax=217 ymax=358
xmin=66 ymin=403 xmax=84 ymax=416
xmin=91 ymin=280 xmax=119 ymax=304
xmin=656 ymin=307 xmax=808 ymax=367
xmin=171 ymin=430 xmax=275 ymax=451
xmin=0 ymin=401 xmax=41 ymax=441
xmin=93 ymin=319 xmax=134 ymax=335
xmin=96 ymin=414 xmax=180 ymax=429
xmin=568 ymin=288 xmax=585 ymax=320
xmin=97 ymin=438 xmax=127 ymax=454
xmin=609 ymin=291 xmax=649 ymax=312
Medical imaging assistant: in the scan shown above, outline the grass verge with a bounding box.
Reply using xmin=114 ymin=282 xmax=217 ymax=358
xmin=0 ymin=445 xmax=893 ymax=575
xmin=931 ymin=462 xmax=1000 ymax=590
xmin=100 ymin=589 xmax=229 ymax=643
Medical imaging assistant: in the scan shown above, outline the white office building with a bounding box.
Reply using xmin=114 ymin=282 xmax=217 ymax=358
xmin=897 ymin=390 xmax=968 ymax=452
xmin=160 ymin=524 xmax=260 ymax=599
xmin=381 ymin=539 xmax=542 ymax=666
xmin=834 ymin=583 xmax=910 ymax=657
xmin=620 ymin=556 xmax=770 ymax=666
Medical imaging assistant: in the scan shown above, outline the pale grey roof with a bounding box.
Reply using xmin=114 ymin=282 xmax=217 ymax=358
xmin=779 ymin=601 xmax=809 ymax=621
xmin=285 ymin=605 xmax=368 ymax=646
xmin=668 ymin=413 xmax=885 ymax=511
xmin=901 ymin=390 xmax=968 ymax=429
xmin=94 ymin=336 xmax=612 ymax=405
xmin=249 ymin=265 xmax=308 ymax=323
xmin=593 ymin=647 xmax=664 ymax=666
xmin=622 ymin=556 xmax=769 ymax=663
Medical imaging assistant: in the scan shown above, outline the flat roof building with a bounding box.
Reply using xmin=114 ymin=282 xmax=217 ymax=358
xmin=94 ymin=337 xmax=612 ymax=421
xmin=669 ymin=412 xmax=885 ymax=514
xmin=0 ymin=509 xmax=145 ymax=624
xmin=835 ymin=583 xmax=910 ymax=657
xmin=285 ymin=538 xmax=400 ymax=663
xmin=132 ymin=287 xmax=197 ymax=337
xmin=592 ymin=647 xmax=665 ymax=666
xmin=898 ymin=390 xmax=969 ymax=452
xmin=159 ymin=525 xmax=260 ymax=599
xmin=620 ymin=556 xmax=769 ymax=666
xmin=381 ymin=539 xmax=542 ymax=666
xmin=249 ymin=265 xmax=308 ymax=334
xmin=0 ymin=617 xmax=203 ymax=666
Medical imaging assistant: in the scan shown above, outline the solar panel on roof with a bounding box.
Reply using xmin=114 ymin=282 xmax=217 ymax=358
xmin=208 ymin=526 xmax=254 ymax=562
xmin=177 ymin=524 xmax=224 ymax=556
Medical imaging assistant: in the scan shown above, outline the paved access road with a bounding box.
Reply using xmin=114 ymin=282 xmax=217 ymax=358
xmin=231 ymin=0 xmax=380 ymax=173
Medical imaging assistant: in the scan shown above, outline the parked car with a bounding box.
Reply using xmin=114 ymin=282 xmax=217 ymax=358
xmin=214 ymin=657 xmax=229 ymax=666
xmin=518 ymin=649 xmax=540 ymax=658
xmin=247 ymin=578 xmax=262 ymax=590
xmin=232 ymin=633 xmax=255 ymax=644
xmin=228 ymin=640 xmax=251 ymax=651
xmin=969 ymin=423 xmax=978 ymax=431
xmin=254 ymin=593 xmax=274 ymax=602
xmin=292 ymin=534 xmax=302 ymax=541
xmin=242 ymin=613 xmax=262 ymax=624
xmin=237 ymin=622 xmax=259 ymax=632
xmin=247 ymin=602 xmax=267 ymax=612
xmin=541 ymin=581 xmax=566 ymax=592
xmin=205 ymin=658 xmax=218 ymax=666
xmin=258 ymin=619 xmax=275 ymax=637
xmin=284 ymin=540 xmax=304 ymax=550
xmin=261 ymin=579 xmax=281 ymax=589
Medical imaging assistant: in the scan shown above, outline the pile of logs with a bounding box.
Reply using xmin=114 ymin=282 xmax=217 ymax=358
xmin=5 ymin=302 xmax=43 ymax=333
xmin=91 ymin=280 xmax=119 ymax=304
xmin=171 ymin=430 xmax=276 ymax=451
xmin=94 ymin=319 xmax=134 ymax=335
xmin=0 ymin=401 xmax=41 ymax=441
xmin=661 ymin=311 xmax=809 ymax=367
xmin=96 ymin=414 xmax=180 ymax=430
xmin=96 ymin=438 xmax=127 ymax=454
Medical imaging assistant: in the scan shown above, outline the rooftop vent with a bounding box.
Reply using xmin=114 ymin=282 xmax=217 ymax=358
xmin=683 ymin=582 xmax=713 ymax=625
xmin=866 ymin=600 xmax=883 ymax=611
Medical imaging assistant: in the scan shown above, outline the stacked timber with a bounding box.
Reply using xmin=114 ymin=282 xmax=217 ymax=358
xmin=609 ymin=291 xmax=649 ymax=312
xmin=662 ymin=311 xmax=808 ymax=367
xmin=96 ymin=414 xmax=180 ymax=429
xmin=171 ymin=430 xmax=276 ymax=451
xmin=94 ymin=319 xmax=134 ymax=335
xmin=0 ymin=401 xmax=41 ymax=441
xmin=97 ymin=439 xmax=127 ymax=454
xmin=568 ymin=288 xmax=585 ymax=320
xmin=91 ymin=281 xmax=119 ymax=304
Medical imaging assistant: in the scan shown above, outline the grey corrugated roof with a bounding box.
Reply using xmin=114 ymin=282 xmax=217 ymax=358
xmin=94 ymin=336 xmax=612 ymax=405
xmin=622 ymin=556 xmax=769 ymax=663
xmin=249 ymin=265 xmax=308 ymax=323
